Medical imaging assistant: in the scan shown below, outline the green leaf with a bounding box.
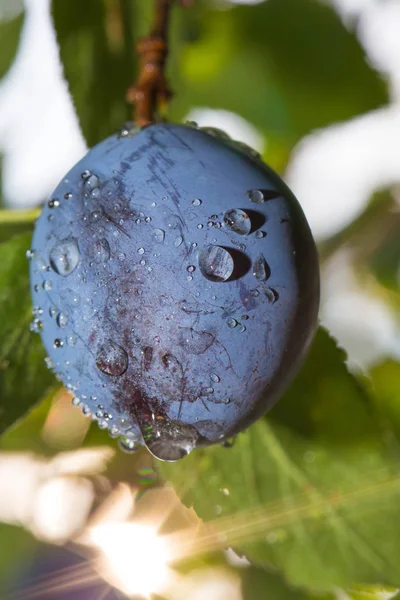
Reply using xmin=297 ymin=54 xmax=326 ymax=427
xmin=51 ymin=0 xmax=136 ymax=147
xmin=241 ymin=565 xmax=311 ymax=600
xmin=0 ymin=8 xmax=24 ymax=80
xmin=158 ymin=329 xmax=400 ymax=591
xmin=0 ymin=233 xmax=56 ymax=435
xmin=170 ymin=0 xmax=387 ymax=169
xmin=0 ymin=209 xmax=39 ymax=244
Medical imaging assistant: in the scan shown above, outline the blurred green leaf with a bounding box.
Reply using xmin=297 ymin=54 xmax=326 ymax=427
xmin=158 ymin=328 xmax=400 ymax=591
xmin=0 ymin=9 xmax=24 ymax=80
xmin=51 ymin=0 xmax=136 ymax=147
xmin=0 ymin=233 xmax=56 ymax=436
xmin=241 ymin=564 xmax=311 ymax=600
xmin=170 ymin=0 xmax=387 ymax=168
xmin=0 ymin=209 xmax=39 ymax=244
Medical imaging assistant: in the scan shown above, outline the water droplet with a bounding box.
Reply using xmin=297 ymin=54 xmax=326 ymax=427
xmin=57 ymin=312 xmax=69 ymax=328
xmin=226 ymin=318 xmax=238 ymax=329
xmin=242 ymin=315 xmax=249 ymax=320
xmin=96 ymin=340 xmax=128 ymax=376
xmin=153 ymin=228 xmax=165 ymax=243
xmin=67 ymin=335 xmax=77 ymax=347
xmin=151 ymin=202 xmax=157 ymax=207
xmin=210 ymin=373 xmax=220 ymax=383
xmin=145 ymin=216 xmax=152 ymax=223
xmin=89 ymin=208 xmax=104 ymax=223
xmin=91 ymin=188 xmax=101 ymax=199
xmin=48 ymin=198 xmax=60 ymax=209
xmin=90 ymin=238 xmax=110 ymax=263
xmin=43 ymin=280 xmax=52 ymax=291
xmin=84 ymin=174 xmax=99 ymax=192
xmin=49 ymin=305 xmax=58 ymax=319
xmin=238 ymin=324 xmax=246 ymax=333
xmin=207 ymin=221 xmax=214 ymax=228
xmin=223 ymin=209 xmax=251 ymax=235
xmin=32 ymin=306 xmax=43 ymax=316
xmin=119 ymin=437 xmax=140 ymax=454
xmin=97 ymin=419 xmax=108 ymax=430
xmin=54 ymin=338 xmax=64 ymax=348
xmin=138 ymin=414 xmax=199 ymax=462
xmin=30 ymin=319 xmax=43 ymax=333
xmin=201 ymin=387 xmax=214 ymax=396
xmin=264 ymin=287 xmax=279 ymax=304
xmin=72 ymin=397 xmax=80 ymax=406
xmin=197 ymin=224 xmax=204 ymax=229
xmin=187 ymin=265 xmax=196 ymax=273
xmin=81 ymin=170 xmax=91 ymax=180
xmin=64 ymin=192 xmax=73 ymax=200
xmin=174 ymin=236 xmax=183 ymax=247
xmin=249 ymin=289 xmax=260 ymax=298
xmin=255 ymin=230 xmax=266 ymax=239
xmin=202 ymin=126 xmax=231 ymax=140
xmin=247 ymin=189 xmax=265 ymax=203
xmin=253 ymin=254 xmax=270 ymax=281
xmin=138 ymin=247 xmax=145 ymax=255
xmin=118 ymin=252 xmax=126 ymax=262
xmin=187 ymin=275 xmax=193 ymax=282
xmin=117 ymin=122 xmax=140 ymax=139
xmin=26 ymin=249 xmax=35 ymax=260
xmin=50 ymin=239 xmax=80 ymax=276
xmin=198 ymin=245 xmax=234 ymax=282
xmin=192 ymin=198 xmax=202 ymax=207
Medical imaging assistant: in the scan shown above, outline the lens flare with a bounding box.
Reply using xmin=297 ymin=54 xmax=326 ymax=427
xmin=89 ymin=522 xmax=175 ymax=598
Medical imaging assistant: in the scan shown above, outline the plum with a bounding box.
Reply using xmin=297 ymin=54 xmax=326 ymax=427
xmin=29 ymin=122 xmax=319 ymax=462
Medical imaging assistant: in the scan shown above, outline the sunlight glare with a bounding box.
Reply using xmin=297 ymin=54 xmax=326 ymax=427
xmin=90 ymin=522 xmax=174 ymax=598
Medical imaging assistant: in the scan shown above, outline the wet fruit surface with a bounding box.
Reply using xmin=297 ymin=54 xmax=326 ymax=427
xmin=29 ymin=123 xmax=320 ymax=461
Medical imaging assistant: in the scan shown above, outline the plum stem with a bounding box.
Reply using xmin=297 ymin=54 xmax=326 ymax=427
xmin=127 ymin=0 xmax=192 ymax=126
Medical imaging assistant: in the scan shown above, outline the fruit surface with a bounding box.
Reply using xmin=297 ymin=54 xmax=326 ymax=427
xmin=29 ymin=123 xmax=320 ymax=461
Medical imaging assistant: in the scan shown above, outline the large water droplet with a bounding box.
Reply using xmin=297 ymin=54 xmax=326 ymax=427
xmin=153 ymin=228 xmax=165 ymax=243
xmin=96 ymin=340 xmax=128 ymax=376
xmin=223 ymin=209 xmax=251 ymax=235
xmin=253 ymin=254 xmax=270 ymax=281
xmin=192 ymin=198 xmax=202 ymax=207
xmin=174 ymin=236 xmax=183 ymax=247
xmin=137 ymin=414 xmax=199 ymax=463
xmin=50 ymin=239 xmax=80 ymax=276
xmin=198 ymin=245 xmax=234 ymax=282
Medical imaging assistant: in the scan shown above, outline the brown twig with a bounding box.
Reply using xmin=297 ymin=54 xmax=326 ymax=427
xmin=127 ymin=0 xmax=192 ymax=127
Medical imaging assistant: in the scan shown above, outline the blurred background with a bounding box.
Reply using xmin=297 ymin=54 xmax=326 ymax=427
xmin=0 ymin=0 xmax=400 ymax=598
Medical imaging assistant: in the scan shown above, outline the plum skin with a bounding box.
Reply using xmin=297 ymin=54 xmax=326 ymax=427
xmin=29 ymin=123 xmax=320 ymax=462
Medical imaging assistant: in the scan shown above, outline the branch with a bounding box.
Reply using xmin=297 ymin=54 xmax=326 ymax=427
xmin=127 ymin=0 xmax=192 ymax=127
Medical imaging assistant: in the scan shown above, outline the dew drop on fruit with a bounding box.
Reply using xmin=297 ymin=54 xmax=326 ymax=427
xmin=96 ymin=340 xmax=129 ymax=376
xmin=247 ymin=189 xmax=265 ymax=203
xmin=226 ymin=317 xmax=238 ymax=329
xmin=174 ymin=236 xmax=183 ymax=247
xmin=153 ymin=228 xmax=165 ymax=243
xmin=43 ymin=280 xmax=52 ymax=291
xmin=54 ymin=338 xmax=64 ymax=348
xmin=67 ymin=335 xmax=77 ymax=347
xmin=201 ymin=387 xmax=214 ymax=396
xmin=223 ymin=209 xmax=251 ymax=235
xmin=253 ymin=254 xmax=270 ymax=281
xmin=57 ymin=312 xmax=69 ymax=328
xmin=49 ymin=305 xmax=58 ymax=319
xmin=264 ymin=287 xmax=279 ymax=304
xmin=138 ymin=247 xmax=145 ymax=255
xmin=210 ymin=373 xmax=220 ymax=383
xmin=89 ymin=208 xmax=104 ymax=224
xmin=255 ymin=230 xmax=266 ymax=239
xmin=137 ymin=414 xmax=199 ymax=462
xmin=84 ymin=174 xmax=99 ymax=192
xmin=192 ymin=198 xmax=202 ymax=207
xmin=49 ymin=239 xmax=80 ymax=276
xmin=198 ymin=245 xmax=234 ymax=282
xmin=30 ymin=319 xmax=42 ymax=333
